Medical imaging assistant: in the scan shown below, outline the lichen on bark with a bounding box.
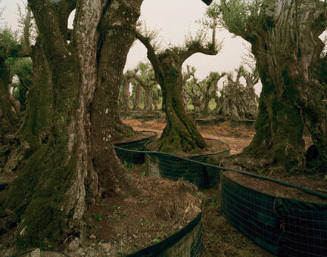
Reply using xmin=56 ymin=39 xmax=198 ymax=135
xmin=130 ymin=17 xmax=220 ymax=153
xmin=219 ymin=0 xmax=327 ymax=171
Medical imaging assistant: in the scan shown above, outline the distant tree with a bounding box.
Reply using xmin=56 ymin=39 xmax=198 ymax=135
xmin=0 ymin=22 xmax=33 ymax=178
xmin=0 ymin=29 xmax=21 ymax=136
xmin=120 ymin=75 xmax=131 ymax=111
xmin=126 ymin=62 xmax=158 ymax=112
xmin=186 ymin=68 xmax=226 ymax=115
xmin=217 ymin=66 xmax=258 ymax=120
xmin=130 ymin=80 xmax=143 ymax=110
xmin=7 ymin=57 xmax=33 ymax=112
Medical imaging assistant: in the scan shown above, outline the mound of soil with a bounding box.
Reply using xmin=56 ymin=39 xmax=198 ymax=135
xmin=85 ymin=172 xmax=202 ymax=256
xmin=223 ymin=172 xmax=327 ymax=204
xmin=123 ymin=117 xmax=327 ymax=203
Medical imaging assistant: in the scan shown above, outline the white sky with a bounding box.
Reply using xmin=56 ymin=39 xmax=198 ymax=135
xmin=0 ymin=0 xmax=261 ymax=93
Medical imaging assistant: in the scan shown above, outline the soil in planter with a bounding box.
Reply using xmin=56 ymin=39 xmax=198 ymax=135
xmin=146 ymin=138 xmax=229 ymax=159
xmin=124 ymin=118 xmax=327 ymax=203
xmin=222 ymin=172 xmax=327 ymax=204
xmin=112 ymin=131 xmax=156 ymax=145
xmin=86 ymin=171 xmax=202 ymax=257
xmin=201 ymin=187 xmax=274 ymax=257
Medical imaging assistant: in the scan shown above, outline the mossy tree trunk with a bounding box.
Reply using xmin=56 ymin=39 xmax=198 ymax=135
xmin=159 ymin=61 xmax=206 ymax=152
xmin=244 ymin=43 xmax=306 ymax=170
xmin=0 ymin=58 xmax=17 ymax=144
xmin=0 ymin=0 xmax=143 ymax=248
xmin=92 ymin=1 xmax=141 ymax=143
xmin=134 ymin=24 xmax=219 ymax=153
xmin=222 ymin=0 xmax=326 ymax=171
xmin=0 ymin=58 xmax=19 ymax=175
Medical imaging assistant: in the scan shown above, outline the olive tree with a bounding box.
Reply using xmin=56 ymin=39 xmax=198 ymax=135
xmin=0 ymin=0 xmax=143 ymax=248
xmin=215 ymin=0 xmax=327 ymax=171
xmin=129 ymin=16 xmax=221 ymax=153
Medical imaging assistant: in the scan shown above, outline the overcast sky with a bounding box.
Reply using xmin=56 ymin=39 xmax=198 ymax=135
xmin=1 ymin=0 xmax=259 ymax=92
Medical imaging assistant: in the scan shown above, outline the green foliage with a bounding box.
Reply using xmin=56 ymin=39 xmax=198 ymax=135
xmin=210 ymin=0 xmax=263 ymax=39
xmin=0 ymin=28 xmax=21 ymax=58
xmin=210 ymin=196 xmax=217 ymax=206
xmin=93 ymin=212 xmax=102 ymax=222
xmin=152 ymin=238 xmax=161 ymax=243
xmin=6 ymin=57 xmax=33 ymax=109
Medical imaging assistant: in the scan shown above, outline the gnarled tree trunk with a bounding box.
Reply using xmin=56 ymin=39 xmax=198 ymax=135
xmin=159 ymin=61 xmax=205 ymax=152
xmin=92 ymin=1 xmax=141 ymax=143
xmin=222 ymin=0 xmax=326 ymax=171
xmin=134 ymin=21 xmax=219 ymax=153
xmin=245 ymin=0 xmax=326 ymax=171
xmin=0 ymin=0 xmax=143 ymax=248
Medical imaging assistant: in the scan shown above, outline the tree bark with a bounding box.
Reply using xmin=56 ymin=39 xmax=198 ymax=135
xmin=91 ymin=0 xmax=142 ymax=195
xmin=159 ymin=61 xmax=205 ymax=152
xmin=0 ymin=58 xmax=17 ymax=143
xmin=0 ymin=0 xmax=138 ymax=248
xmin=92 ymin=0 xmax=141 ymax=145
xmin=221 ymin=0 xmax=326 ymax=171
xmin=121 ymin=79 xmax=130 ymax=111
xmin=134 ymin=23 xmax=219 ymax=153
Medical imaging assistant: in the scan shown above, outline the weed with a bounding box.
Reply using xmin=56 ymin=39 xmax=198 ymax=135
xmin=153 ymin=238 xmax=161 ymax=243
xmin=123 ymin=161 xmax=132 ymax=169
xmin=93 ymin=213 xmax=102 ymax=222
xmin=210 ymin=197 xmax=217 ymax=207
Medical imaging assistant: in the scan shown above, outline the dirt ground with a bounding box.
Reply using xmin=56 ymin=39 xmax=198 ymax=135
xmin=86 ymin=173 xmax=202 ymax=257
xmin=122 ymin=117 xmax=327 ymax=256
xmin=123 ymin=118 xmax=275 ymax=257
xmin=123 ymin=119 xmax=253 ymax=155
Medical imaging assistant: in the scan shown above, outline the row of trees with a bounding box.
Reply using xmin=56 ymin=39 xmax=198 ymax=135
xmin=1 ymin=0 xmax=326 ymax=250
xmin=121 ymin=62 xmax=259 ymax=121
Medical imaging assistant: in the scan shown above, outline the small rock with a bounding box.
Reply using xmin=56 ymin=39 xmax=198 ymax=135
xmin=85 ymin=248 xmax=97 ymax=257
xmin=101 ymin=242 xmax=112 ymax=253
xmin=68 ymin=237 xmax=80 ymax=251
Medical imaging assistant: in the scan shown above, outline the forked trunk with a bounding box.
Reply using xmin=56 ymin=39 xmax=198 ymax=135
xmin=158 ymin=67 xmax=205 ymax=153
